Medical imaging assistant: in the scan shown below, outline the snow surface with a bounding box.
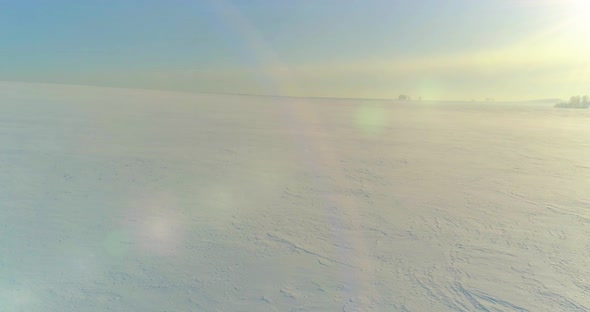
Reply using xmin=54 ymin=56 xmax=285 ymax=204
xmin=1 ymin=82 xmax=589 ymax=311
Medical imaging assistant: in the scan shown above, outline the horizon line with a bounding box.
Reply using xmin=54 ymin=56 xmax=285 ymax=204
xmin=0 ymin=79 xmax=562 ymax=103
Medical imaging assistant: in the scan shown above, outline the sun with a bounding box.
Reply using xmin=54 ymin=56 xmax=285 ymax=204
xmin=562 ymin=0 xmax=590 ymax=35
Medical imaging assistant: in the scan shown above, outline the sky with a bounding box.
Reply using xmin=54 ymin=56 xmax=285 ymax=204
xmin=1 ymin=0 xmax=589 ymax=100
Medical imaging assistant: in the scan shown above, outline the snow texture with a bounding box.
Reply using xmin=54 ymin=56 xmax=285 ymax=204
xmin=1 ymin=82 xmax=589 ymax=311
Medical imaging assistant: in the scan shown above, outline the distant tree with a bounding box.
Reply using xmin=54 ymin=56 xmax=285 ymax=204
xmin=570 ymin=96 xmax=581 ymax=106
xmin=557 ymin=95 xmax=590 ymax=108
xmin=398 ymin=94 xmax=410 ymax=101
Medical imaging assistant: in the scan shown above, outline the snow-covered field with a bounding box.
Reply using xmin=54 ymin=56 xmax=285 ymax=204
xmin=1 ymin=82 xmax=589 ymax=311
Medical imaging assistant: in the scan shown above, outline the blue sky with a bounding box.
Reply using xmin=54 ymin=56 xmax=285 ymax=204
xmin=1 ymin=0 xmax=588 ymax=100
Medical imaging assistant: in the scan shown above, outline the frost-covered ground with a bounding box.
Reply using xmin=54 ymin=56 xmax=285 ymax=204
xmin=1 ymin=82 xmax=589 ymax=311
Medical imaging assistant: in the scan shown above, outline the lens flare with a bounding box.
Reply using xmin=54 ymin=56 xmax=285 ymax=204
xmin=122 ymin=191 xmax=187 ymax=257
xmin=355 ymin=103 xmax=387 ymax=136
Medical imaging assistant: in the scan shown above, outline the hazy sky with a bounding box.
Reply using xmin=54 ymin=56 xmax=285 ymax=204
xmin=1 ymin=0 xmax=589 ymax=100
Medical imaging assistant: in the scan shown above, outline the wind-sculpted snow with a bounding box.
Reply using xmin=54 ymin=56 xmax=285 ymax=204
xmin=1 ymin=82 xmax=589 ymax=311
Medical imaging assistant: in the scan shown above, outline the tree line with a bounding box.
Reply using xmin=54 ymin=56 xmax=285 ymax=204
xmin=555 ymin=95 xmax=589 ymax=108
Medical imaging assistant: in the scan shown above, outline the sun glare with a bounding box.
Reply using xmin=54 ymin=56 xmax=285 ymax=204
xmin=563 ymin=0 xmax=590 ymax=35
